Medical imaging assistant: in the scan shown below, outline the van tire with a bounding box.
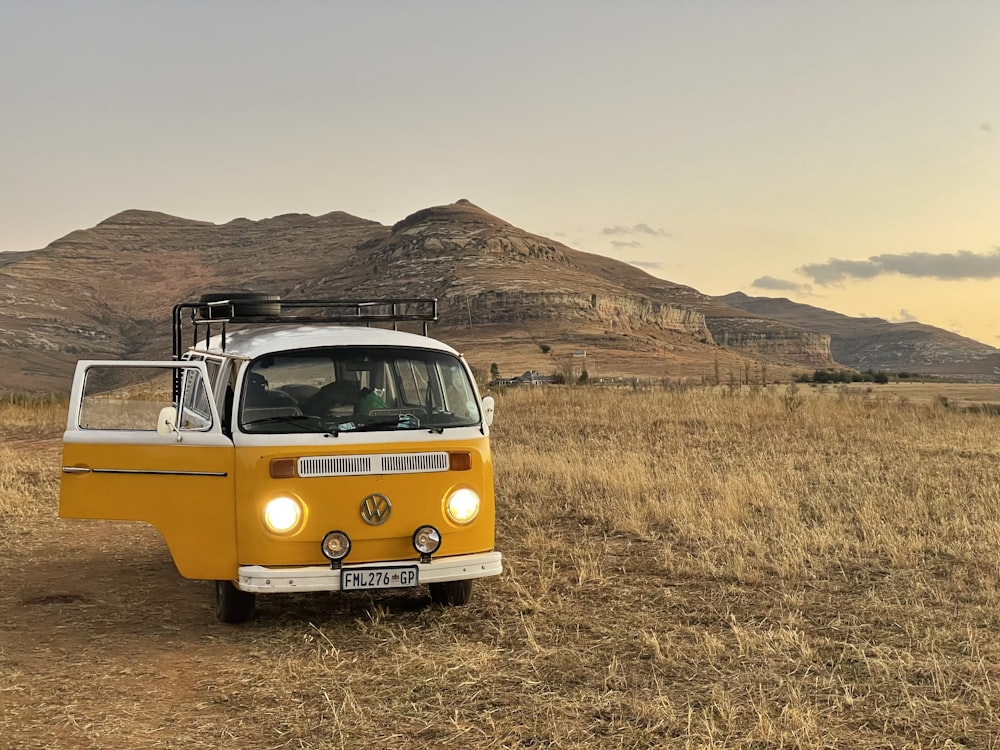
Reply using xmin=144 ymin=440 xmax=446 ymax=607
xmin=198 ymin=292 xmax=281 ymax=319
xmin=215 ymin=580 xmax=256 ymax=623
xmin=429 ymin=579 xmax=473 ymax=606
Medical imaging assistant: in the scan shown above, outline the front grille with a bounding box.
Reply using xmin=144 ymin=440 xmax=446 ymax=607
xmin=299 ymin=455 xmax=373 ymax=477
xmin=381 ymin=452 xmax=449 ymax=474
xmin=298 ymin=452 xmax=449 ymax=478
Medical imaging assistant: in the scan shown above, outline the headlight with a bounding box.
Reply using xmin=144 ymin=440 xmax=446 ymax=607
xmin=446 ymin=488 xmax=480 ymax=525
xmin=263 ymin=496 xmax=302 ymax=534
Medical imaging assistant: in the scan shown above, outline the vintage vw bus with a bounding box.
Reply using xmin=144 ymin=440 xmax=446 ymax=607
xmin=60 ymin=295 xmax=501 ymax=622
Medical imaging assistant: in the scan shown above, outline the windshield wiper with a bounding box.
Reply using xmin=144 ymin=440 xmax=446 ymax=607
xmin=241 ymin=414 xmax=325 ymax=432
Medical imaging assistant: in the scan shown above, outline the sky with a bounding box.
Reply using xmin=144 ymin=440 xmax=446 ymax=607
xmin=2 ymin=1 xmax=998 ymax=344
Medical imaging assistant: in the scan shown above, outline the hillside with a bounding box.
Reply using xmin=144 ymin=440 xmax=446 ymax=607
xmin=719 ymin=292 xmax=1000 ymax=379
xmin=0 ymin=209 xmax=386 ymax=391
xmin=7 ymin=200 xmax=994 ymax=391
xmin=0 ymin=201 xmax=832 ymax=392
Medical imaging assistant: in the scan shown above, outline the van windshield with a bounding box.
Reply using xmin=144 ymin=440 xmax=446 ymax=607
xmin=238 ymin=346 xmax=482 ymax=434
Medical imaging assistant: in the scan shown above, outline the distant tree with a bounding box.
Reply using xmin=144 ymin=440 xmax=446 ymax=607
xmin=811 ymin=368 xmax=855 ymax=384
xmin=577 ymin=370 xmax=589 ymax=385
xmin=539 ymin=343 xmax=551 ymax=354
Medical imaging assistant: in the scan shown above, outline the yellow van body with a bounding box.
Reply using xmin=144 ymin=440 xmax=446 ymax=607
xmin=60 ymin=298 xmax=501 ymax=622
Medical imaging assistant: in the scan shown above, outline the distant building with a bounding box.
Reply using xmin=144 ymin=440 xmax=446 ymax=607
xmin=489 ymin=370 xmax=558 ymax=387
xmin=516 ymin=370 xmax=558 ymax=386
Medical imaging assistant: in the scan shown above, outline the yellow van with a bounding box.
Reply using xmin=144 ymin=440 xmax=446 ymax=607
xmin=60 ymin=295 xmax=501 ymax=622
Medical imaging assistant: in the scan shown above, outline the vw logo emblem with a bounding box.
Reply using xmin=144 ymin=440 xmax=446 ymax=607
xmin=360 ymin=494 xmax=391 ymax=525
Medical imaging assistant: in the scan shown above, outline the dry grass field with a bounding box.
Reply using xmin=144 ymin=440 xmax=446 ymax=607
xmin=3 ymin=385 xmax=1000 ymax=748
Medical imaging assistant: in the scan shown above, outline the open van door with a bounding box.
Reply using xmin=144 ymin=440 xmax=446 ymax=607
xmin=60 ymin=360 xmax=237 ymax=580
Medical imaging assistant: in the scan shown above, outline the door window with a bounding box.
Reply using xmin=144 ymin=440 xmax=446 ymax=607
xmin=180 ymin=368 xmax=214 ymax=430
xmin=78 ymin=364 xmax=214 ymax=431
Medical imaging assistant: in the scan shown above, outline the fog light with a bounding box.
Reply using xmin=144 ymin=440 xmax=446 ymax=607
xmin=321 ymin=530 xmax=351 ymax=569
xmin=263 ymin=496 xmax=302 ymax=533
xmin=446 ymin=488 xmax=480 ymax=525
xmin=412 ymin=525 xmax=441 ymax=563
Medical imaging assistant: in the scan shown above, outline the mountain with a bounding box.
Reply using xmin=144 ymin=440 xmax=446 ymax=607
xmin=330 ymin=200 xmax=835 ymax=373
xmin=0 ymin=199 xmax=978 ymax=393
xmin=718 ymin=292 xmax=1000 ymax=379
xmin=0 ymin=208 xmax=385 ymax=391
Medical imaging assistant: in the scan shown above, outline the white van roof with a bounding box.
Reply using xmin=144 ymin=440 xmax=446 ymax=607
xmin=188 ymin=325 xmax=460 ymax=360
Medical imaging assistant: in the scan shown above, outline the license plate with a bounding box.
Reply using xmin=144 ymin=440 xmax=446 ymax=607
xmin=341 ymin=565 xmax=419 ymax=591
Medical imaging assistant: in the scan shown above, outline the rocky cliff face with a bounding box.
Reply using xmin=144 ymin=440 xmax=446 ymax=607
xmin=706 ymin=318 xmax=834 ymax=367
xmin=440 ymin=291 xmax=712 ymax=338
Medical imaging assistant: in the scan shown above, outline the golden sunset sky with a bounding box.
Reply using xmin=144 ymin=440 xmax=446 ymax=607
xmin=2 ymin=2 xmax=998 ymax=343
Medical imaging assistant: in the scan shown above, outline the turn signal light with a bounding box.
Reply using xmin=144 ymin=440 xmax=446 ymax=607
xmin=270 ymin=458 xmax=297 ymax=478
xmin=449 ymin=452 xmax=472 ymax=471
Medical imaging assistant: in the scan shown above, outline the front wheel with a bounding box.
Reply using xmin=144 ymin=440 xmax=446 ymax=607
xmin=429 ymin=579 xmax=473 ymax=606
xmin=215 ymin=580 xmax=256 ymax=623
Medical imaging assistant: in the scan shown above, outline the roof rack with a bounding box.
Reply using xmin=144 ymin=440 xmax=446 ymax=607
xmin=171 ymin=295 xmax=438 ymax=361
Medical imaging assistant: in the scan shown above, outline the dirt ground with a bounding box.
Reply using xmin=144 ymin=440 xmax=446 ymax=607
xmin=3 ymin=438 xmax=226 ymax=748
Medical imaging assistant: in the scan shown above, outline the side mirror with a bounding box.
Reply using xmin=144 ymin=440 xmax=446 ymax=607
xmin=157 ymin=406 xmax=181 ymax=440
xmin=481 ymin=395 xmax=495 ymax=428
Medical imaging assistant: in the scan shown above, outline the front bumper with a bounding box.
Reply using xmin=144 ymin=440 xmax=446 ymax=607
xmin=236 ymin=551 xmax=503 ymax=593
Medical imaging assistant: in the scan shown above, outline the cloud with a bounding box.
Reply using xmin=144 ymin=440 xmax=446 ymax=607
xmin=982 ymin=121 xmax=993 ymax=133
xmin=629 ymin=260 xmax=662 ymax=270
xmin=890 ymin=308 xmax=918 ymax=323
xmin=611 ymin=240 xmax=641 ymax=249
xmin=602 ymin=223 xmax=670 ymax=238
xmin=799 ymin=248 xmax=1000 ymax=285
xmin=751 ymin=275 xmax=811 ymax=293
